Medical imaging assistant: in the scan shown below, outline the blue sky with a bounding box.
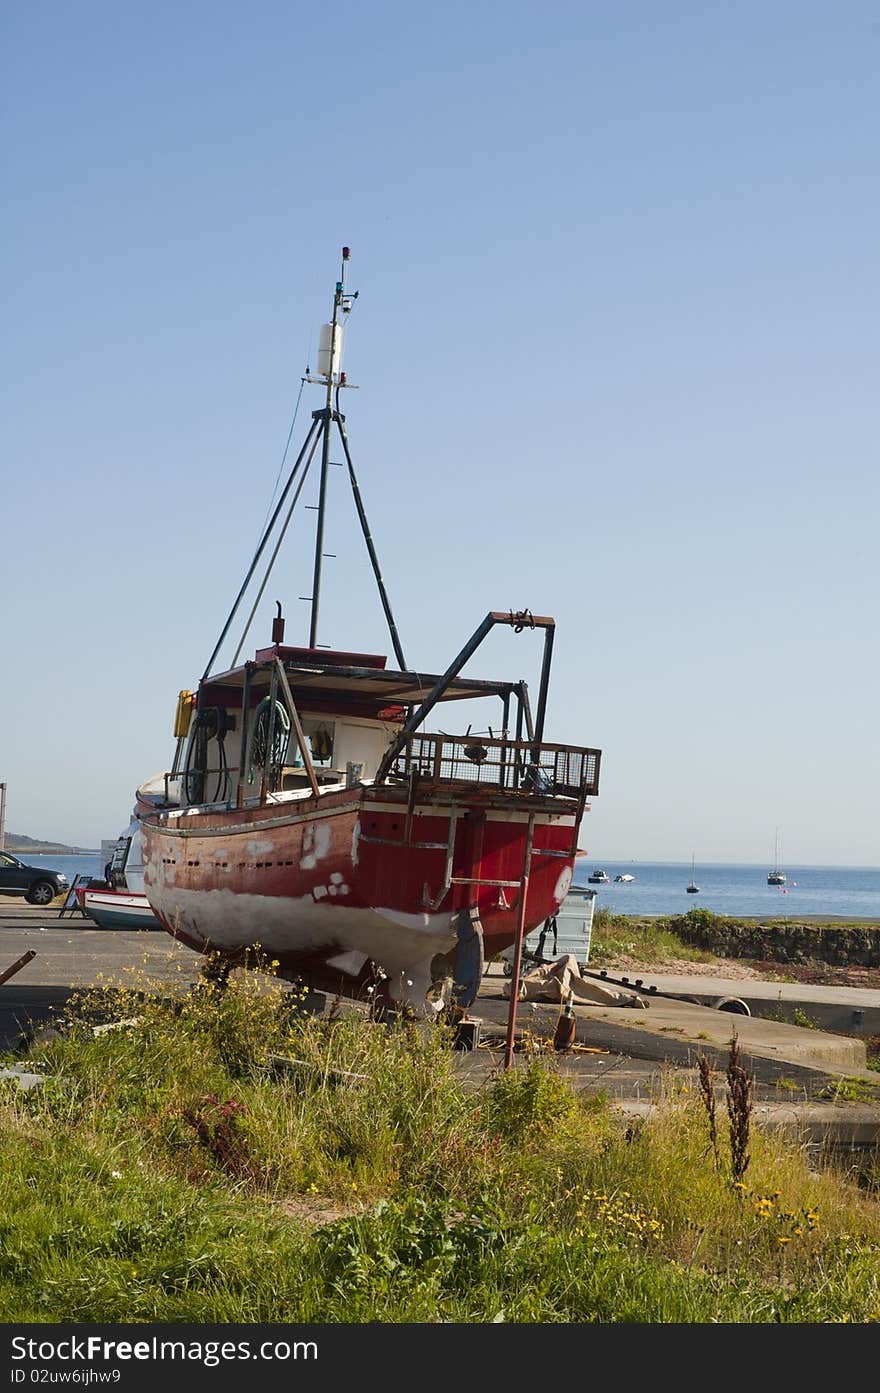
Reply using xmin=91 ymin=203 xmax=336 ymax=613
xmin=2 ymin=1 xmax=878 ymax=862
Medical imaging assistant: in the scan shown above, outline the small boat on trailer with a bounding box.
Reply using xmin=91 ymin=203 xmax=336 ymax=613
xmin=136 ymin=250 xmax=602 ymax=1017
xmin=79 ymin=820 xmax=162 ymax=930
xmin=82 ymin=890 xmax=161 ymax=931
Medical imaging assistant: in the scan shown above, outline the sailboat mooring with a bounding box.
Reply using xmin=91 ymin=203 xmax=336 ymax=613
xmin=768 ymin=829 xmax=787 ymax=886
xmin=686 ymin=854 xmax=699 ymax=894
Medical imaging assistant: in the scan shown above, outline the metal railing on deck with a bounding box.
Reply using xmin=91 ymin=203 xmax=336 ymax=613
xmin=386 ymin=734 xmax=600 ymax=799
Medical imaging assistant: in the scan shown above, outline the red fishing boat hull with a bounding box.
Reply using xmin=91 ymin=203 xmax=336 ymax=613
xmin=138 ymin=784 xmax=578 ymax=1011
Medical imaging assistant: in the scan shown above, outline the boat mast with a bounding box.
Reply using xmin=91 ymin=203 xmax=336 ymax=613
xmin=308 ymin=249 xmax=347 ymax=650
xmin=304 ymin=248 xmax=408 ymax=668
xmin=203 ymin=247 xmax=408 ymax=678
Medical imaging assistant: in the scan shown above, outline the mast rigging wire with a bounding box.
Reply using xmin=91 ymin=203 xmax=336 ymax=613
xmin=230 ymin=441 xmax=320 ymax=666
xmin=254 ymin=375 xmax=307 ymax=545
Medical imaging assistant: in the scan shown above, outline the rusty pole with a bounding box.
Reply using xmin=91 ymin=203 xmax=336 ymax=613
xmin=0 ymin=950 xmax=36 ymax=988
xmin=503 ymin=812 xmax=535 ymax=1070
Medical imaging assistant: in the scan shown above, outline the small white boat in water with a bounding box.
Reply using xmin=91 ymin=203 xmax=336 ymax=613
xmin=587 ymin=868 xmax=610 ymax=884
xmin=614 ymin=873 xmax=635 ymax=883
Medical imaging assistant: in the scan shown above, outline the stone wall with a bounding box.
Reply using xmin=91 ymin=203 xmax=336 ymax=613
xmin=667 ymin=911 xmax=880 ymax=966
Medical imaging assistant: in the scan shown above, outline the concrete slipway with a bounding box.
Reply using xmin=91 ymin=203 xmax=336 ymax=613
xmin=466 ymin=967 xmax=880 ymax=1150
xmin=2 ymin=904 xmax=880 ymax=1150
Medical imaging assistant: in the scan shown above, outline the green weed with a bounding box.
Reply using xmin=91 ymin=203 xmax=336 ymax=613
xmin=2 ymin=957 xmax=880 ymax=1322
xmin=792 ymin=1008 xmax=821 ymax=1031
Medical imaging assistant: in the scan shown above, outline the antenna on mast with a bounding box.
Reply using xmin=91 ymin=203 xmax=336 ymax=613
xmin=311 ymin=246 xmax=357 ymax=388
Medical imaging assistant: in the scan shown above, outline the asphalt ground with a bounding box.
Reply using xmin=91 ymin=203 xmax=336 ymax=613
xmin=3 ymin=901 xmax=880 ymax=1147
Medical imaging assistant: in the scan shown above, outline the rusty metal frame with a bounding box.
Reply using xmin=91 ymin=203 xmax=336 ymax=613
xmin=503 ymin=811 xmax=536 ymax=1069
xmin=424 ymin=806 xmax=462 ymax=910
xmin=569 ymin=777 xmax=590 ymax=856
xmin=274 ymin=658 xmax=320 ymax=798
xmin=374 ymin=611 xmax=556 ymax=787
xmin=385 ymin=732 xmax=600 ymax=800
xmin=404 ymin=767 xmax=419 ymax=842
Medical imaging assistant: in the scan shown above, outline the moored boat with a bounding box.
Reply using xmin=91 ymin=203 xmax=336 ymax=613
xmin=767 ymin=828 xmax=787 ymax=885
xmin=136 ymin=251 xmax=602 ymax=1016
xmin=686 ymin=852 xmax=699 ymax=894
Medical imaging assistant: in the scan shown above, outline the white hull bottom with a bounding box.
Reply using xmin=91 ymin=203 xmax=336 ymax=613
xmin=83 ymin=892 xmax=162 ymax=932
xmin=145 ymin=883 xmax=462 ymax=1014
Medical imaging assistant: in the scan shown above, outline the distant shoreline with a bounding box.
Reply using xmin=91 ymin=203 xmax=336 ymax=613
xmin=578 ymin=862 xmax=880 ymax=872
xmin=615 ymin=912 xmax=880 ymax=925
xmin=4 ymin=846 xmax=99 ymax=856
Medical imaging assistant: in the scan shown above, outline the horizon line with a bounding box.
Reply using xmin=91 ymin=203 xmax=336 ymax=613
xmin=15 ymin=850 xmax=880 ymax=872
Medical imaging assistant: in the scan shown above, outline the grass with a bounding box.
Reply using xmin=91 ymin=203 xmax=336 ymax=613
xmin=1 ymin=957 xmax=880 ymax=1323
xmin=588 ymin=908 xmax=718 ymax=964
xmin=792 ymin=1008 xmax=821 ymax=1031
xmin=817 ymin=1077 xmax=880 ymax=1104
xmin=763 ymin=1006 xmax=823 ymax=1030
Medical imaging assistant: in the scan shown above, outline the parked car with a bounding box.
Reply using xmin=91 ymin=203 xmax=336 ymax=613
xmin=0 ymin=851 xmax=69 ymax=905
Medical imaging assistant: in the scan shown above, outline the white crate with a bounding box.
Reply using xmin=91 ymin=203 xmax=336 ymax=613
xmin=499 ymin=886 xmax=597 ymax=974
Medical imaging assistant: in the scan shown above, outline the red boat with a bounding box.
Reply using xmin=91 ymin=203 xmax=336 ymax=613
xmin=136 ymin=252 xmax=601 ymax=1015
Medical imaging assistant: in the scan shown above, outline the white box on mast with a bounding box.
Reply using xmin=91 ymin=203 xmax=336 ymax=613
xmin=317 ymin=323 xmax=342 ymax=378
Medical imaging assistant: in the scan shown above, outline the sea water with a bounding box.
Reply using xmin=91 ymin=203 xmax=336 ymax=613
xmin=12 ymin=854 xmax=880 ymax=920
xmin=10 ymin=853 xmax=104 ymax=885
xmin=575 ymin=861 xmax=880 ymax=920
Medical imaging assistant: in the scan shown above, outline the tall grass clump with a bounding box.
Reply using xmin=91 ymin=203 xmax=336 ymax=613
xmin=588 ymin=909 xmax=715 ymax=965
xmin=2 ymin=954 xmax=879 ymax=1322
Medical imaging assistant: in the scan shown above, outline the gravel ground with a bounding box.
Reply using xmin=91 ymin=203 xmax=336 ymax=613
xmin=605 ymin=953 xmax=880 ymax=990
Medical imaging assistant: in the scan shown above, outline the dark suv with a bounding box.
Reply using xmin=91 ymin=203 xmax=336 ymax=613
xmin=0 ymin=852 xmax=69 ymax=905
